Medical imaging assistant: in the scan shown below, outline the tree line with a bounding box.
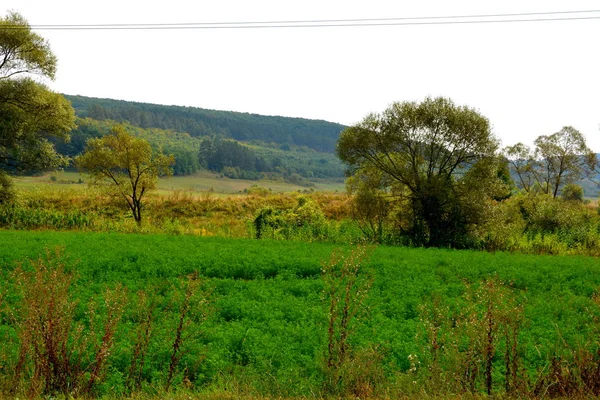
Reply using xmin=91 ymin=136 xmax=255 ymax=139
xmin=50 ymin=118 xmax=344 ymax=180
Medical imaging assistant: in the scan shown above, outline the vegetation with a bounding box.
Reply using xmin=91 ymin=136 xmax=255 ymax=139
xmin=1 ymin=231 xmax=600 ymax=398
xmin=0 ymin=11 xmax=75 ymax=199
xmin=504 ymin=126 xmax=596 ymax=198
xmin=53 ymin=117 xmax=345 ymax=182
xmin=4 ymin=10 xmax=600 ymax=399
xmin=75 ymin=125 xmax=175 ymax=225
xmin=337 ymin=97 xmax=507 ymax=248
xmin=65 ymin=94 xmax=346 ymax=153
xmin=4 ymin=180 xmax=600 ymax=257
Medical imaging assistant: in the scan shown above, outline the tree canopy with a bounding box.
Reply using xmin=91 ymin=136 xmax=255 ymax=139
xmin=65 ymin=95 xmax=345 ymax=153
xmin=504 ymin=126 xmax=595 ymax=198
xmin=337 ymin=97 xmax=504 ymax=247
xmin=0 ymin=12 xmax=75 ymax=175
xmin=75 ymin=125 xmax=174 ymax=225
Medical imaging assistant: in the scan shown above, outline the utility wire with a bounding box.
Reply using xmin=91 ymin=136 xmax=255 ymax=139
xmin=4 ymin=9 xmax=600 ymax=30
xmin=27 ymin=9 xmax=600 ymax=27
xmin=27 ymin=16 xmax=600 ymax=30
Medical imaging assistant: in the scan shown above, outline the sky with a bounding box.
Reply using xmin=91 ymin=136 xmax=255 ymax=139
xmin=4 ymin=0 xmax=600 ymax=151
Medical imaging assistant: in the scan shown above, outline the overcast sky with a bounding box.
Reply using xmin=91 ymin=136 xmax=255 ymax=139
xmin=4 ymin=0 xmax=600 ymax=151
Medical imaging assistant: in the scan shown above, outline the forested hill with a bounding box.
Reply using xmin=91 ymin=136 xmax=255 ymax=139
xmin=64 ymin=95 xmax=345 ymax=153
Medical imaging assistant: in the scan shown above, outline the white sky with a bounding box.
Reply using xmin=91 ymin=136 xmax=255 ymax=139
xmin=4 ymin=0 xmax=600 ymax=151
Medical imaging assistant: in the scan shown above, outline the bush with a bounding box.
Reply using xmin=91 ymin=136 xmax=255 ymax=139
xmin=0 ymin=171 xmax=14 ymax=204
xmin=561 ymin=183 xmax=584 ymax=202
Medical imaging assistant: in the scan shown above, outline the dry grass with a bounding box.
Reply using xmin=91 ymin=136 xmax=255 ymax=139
xmin=12 ymin=170 xmax=345 ymax=195
xmin=2 ymin=183 xmax=353 ymax=239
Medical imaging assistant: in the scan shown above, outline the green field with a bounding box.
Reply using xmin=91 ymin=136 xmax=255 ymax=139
xmin=11 ymin=170 xmax=345 ymax=195
xmin=1 ymin=230 xmax=600 ymax=396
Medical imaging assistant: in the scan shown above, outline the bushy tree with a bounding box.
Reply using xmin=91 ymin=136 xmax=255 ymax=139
xmin=0 ymin=12 xmax=75 ymax=175
xmin=76 ymin=125 xmax=174 ymax=224
xmin=337 ymin=97 xmax=502 ymax=248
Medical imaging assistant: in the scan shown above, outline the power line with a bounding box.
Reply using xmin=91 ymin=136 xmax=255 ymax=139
xmin=4 ymin=9 xmax=600 ymax=30
xmin=29 ymin=16 xmax=600 ymax=30
xmin=27 ymin=9 xmax=600 ymax=27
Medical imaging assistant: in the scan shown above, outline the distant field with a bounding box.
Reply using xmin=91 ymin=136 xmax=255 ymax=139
xmin=1 ymin=230 xmax=600 ymax=396
xmin=11 ymin=170 xmax=346 ymax=195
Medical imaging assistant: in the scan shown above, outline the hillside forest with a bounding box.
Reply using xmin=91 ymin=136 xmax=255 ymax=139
xmin=53 ymin=96 xmax=346 ymax=184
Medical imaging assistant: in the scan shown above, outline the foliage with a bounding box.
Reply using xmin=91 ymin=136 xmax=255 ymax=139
xmin=0 ymin=170 xmax=14 ymax=204
xmin=477 ymin=190 xmax=600 ymax=254
xmin=5 ymin=180 xmax=600 ymax=255
xmin=419 ymin=278 xmax=524 ymax=395
xmin=199 ymin=137 xmax=264 ymax=173
xmin=2 ymin=232 xmax=600 ymax=397
xmin=321 ymin=245 xmax=374 ymax=396
xmin=55 ymin=118 xmax=344 ymax=180
xmin=254 ymin=197 xmax=327 ymax=240
xmin=337 ymin=96 xmax=503 ymax=248
xmin=0 ymin=12 xmax=75 ymax=175
xmin=76 ymin=125 xmax=175 ymax=224
xmin=504 ymin=126 xmax=595 ymax=198
xmin=504 ymin=142 xmax=537 ymax=193
xmin=6 ymin=249 xmax=126 ymax=396
xmin=65 ymin=94 xmax=346 ymax=153
xmin=534 ymin=126 xmax=595 ymax=198
xmin=561 ymin=182 xmax=584 ymax=202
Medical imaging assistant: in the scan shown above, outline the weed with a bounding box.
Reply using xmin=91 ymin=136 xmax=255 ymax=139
xmin=321 ymin=245 xmax=374 ymax=395
xmin=166 ymin=274 xmax=209 ymax=391
xmin=126 ymin=289 xmax=157 ymax=394
xmin=6 ymin=248 xmax=126 ymax=396
xmin=85 ymin=285 xmax=127 ymax=394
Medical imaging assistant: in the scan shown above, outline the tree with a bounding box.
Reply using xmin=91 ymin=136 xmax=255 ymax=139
xmin=76 ymin=125 xmax=174 ymax=225
xmin=0 ymin=12 xmax=75 ymax=177
xmin=533 ymin=126 xmax=595 ymax=198
xmin=503 ymin=143 xmax=537 ymax=193
xmin=336 ymin=97 xmax=502 ymax=248
xmin=505 ymin=127 xmax=595 ymax=198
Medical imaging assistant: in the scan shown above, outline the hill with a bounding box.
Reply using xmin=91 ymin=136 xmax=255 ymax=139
xmin=64 ymin=95 xmax=346 ymax=153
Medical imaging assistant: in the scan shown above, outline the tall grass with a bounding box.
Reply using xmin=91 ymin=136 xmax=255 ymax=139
xmin=0 ymin=186 xmax=358 ymax=243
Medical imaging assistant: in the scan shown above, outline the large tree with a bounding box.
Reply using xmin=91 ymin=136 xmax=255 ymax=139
xmin=76 ymin=125 xmax=174 ymax=225
xmin=0 ymin=12 xmax=75 ymax=180
xmin=336 ymin=97 xmax=503 ymax=247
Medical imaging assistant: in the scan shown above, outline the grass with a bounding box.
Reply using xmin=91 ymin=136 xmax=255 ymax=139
xmin=11 ymin=171 xmax=346 ymax=196
xmin=2 ymin=230 xmax=600 ymax=397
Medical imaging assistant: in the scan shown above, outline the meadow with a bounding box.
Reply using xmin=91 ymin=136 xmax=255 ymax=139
xmin=14 ymin=171 xmax=346 ymax=195
xmin=2 ymin=230 xmax=600 ymax=397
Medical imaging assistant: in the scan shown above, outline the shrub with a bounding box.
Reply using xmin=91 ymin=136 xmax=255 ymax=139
xmin=0 ymin=171 xmax=14 ymax=204
xmin=321 ymin=245 xmax=375 ymax=395
xmin=561 ymin=183 xmax=584 ymax=202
